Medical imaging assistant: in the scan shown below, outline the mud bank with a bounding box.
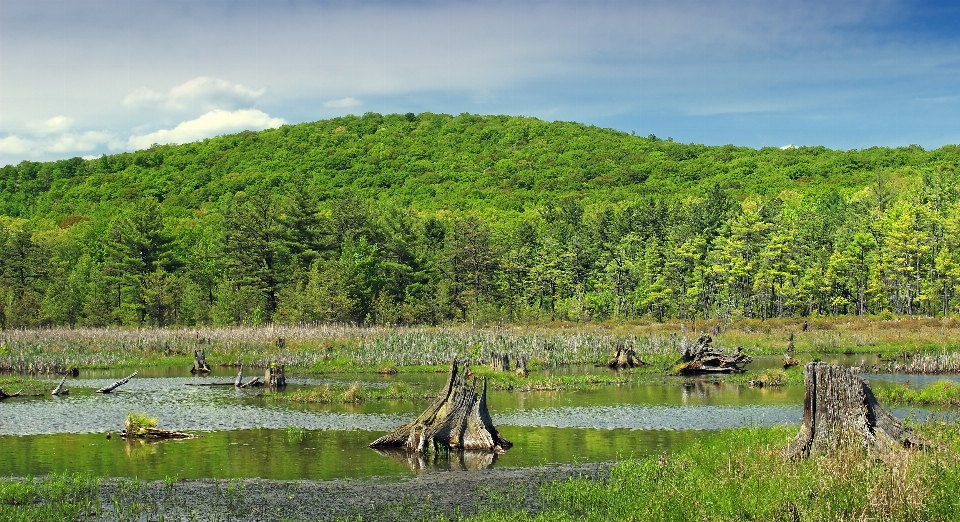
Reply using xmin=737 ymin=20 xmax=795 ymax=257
xmin=90 ymin=463 xmax=608 ymax=521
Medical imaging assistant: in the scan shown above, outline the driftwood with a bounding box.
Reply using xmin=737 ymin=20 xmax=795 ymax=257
xmin=670 ymin=335 xmax=751 ymax=375
xmin=191 ymin=349 xmax=212 ymax=374
xmin=51 ymin=376 xmax=69 ymax=395
xmin=607 ymin=345 xmax=647 ymax=369
xmin=787 ymin=362 xmax=924 ymax=459
xmin=370 ymin=357 xmax=511 ymax=453
xmin=121 ymin=427 xmax=196 ymax=440
xmin=97 ymin=371 xmax=138 ymax=393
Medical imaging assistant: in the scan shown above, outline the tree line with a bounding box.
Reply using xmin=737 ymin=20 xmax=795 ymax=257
xmin=1 ymin=113 xmax=959 ymax=327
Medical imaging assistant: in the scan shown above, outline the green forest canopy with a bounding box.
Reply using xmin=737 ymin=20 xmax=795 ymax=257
xmin=1 ymin=112 xmax=958 ymax=328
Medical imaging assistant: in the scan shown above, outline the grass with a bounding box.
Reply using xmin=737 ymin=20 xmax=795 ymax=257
xmin=124 ymin=412 xmax=157 ymax=435
xmin=462 ymin=422 xmax=960 ymax=522
xmin=0 ymin=375 xmax=51 ymax=396
xmin=874 ymin=379 xmax=960 ymax=406
xmin=0 ymin=472 xmax=101 ymax=522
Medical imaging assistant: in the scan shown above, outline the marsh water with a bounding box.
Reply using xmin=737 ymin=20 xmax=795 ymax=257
xmin=2 ymin=357 xmax=957 ymax=481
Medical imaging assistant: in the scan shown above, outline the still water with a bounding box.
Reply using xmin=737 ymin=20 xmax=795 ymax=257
xmin=1 ymin=365 xmax=955 ymax=480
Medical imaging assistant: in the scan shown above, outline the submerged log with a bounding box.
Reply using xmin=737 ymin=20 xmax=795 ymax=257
xmin=669 ymin=335 xmax=751 ymax=375
xmin=191 ymin=349 xmax=212 ymax=374
xmin=786 ymin=362 xmax=923 ymax=459
xmin=51 ymin=376 xmax=69 ymax=396
xmin=97 ymin=371 xmax=138 ymax=393
xmin=607 ymin=345 xmax=647 ymax=369
xmin=121 ymin=427 xmax=195 ymax=440
xmin=370 ymin=357 xmax=511 ymax=453
xmin=0 ymin=387 xmax=23 ymax=399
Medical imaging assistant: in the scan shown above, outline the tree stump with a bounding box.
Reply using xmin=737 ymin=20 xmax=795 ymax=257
xmin=490 ymin=352 xmax=510 ymax=372
xmin=669 ymin=335 xmax=751 ymax=375
xmin=607 ymin=345 xmax=646 ymax=369
xmin=786 ymin=362 xmax=923 ymax=459
xmin=191 ymin=349 xmax=212 ymax=374
xmin=514 ymin=354 xmax=528 ymax=377
xmin=265 ymin=362 xmax=286 ymax=387
xmin=370 ymin=357 xmax=511 ymax=453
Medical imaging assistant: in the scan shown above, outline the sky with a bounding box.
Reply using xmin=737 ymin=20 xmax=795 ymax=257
xmin=1 ymin=0 xmax=959 ymax=166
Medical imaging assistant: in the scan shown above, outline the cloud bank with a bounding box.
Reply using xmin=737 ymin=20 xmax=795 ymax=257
xmin=127 ymin=109 xmax=286 ymax=149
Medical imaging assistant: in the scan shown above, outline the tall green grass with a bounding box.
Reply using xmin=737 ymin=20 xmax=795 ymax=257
xmin=464 ymin=423 xmax=960 ymax=522
xmin=0 ymin=473 xmax=100 ymax=522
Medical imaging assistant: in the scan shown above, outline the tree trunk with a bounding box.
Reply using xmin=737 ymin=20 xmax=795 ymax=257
xmin=370 ymin=357 xmax=511 ymax=453
xmin=669 ymin=335 xmax=751 ymax=375
xmin=787 ymin=362 xmax=923 ymax=459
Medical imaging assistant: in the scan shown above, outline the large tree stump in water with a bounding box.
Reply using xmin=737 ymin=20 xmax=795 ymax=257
xmin=370 ymin=357 xmax=511 ymax=453
xmin=669 ymin=335 xmax=751 ymax=375
xmin=787 ymin=362 xmax=923 ymax=459
xmin=191 ymin=349 xmax=211 ymax=374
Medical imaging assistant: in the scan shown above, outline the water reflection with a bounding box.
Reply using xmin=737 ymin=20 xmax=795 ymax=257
xmin=371 ymin=448 xmax=497 ymax=472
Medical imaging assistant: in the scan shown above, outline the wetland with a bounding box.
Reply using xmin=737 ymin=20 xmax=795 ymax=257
xmin=2 ymin=320 xmax=960 ymax=520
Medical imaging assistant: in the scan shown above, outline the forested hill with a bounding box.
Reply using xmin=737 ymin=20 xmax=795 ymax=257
xmin=1 ymin=113 xmax=959 ymax=328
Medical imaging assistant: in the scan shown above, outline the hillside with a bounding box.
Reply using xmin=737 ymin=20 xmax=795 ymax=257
xmin=1 ymin=113 xmax=959 ymax=328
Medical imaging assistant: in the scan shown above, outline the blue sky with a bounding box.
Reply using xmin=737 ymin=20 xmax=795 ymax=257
xmin=1 ymin=0 xmax=958 ymax=165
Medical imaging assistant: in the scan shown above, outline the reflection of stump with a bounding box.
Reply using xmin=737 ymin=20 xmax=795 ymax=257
xmin=787 ymin=362 xmax=923 ymax=459
xmin=370 ymin=357 xmax=511 ymax=453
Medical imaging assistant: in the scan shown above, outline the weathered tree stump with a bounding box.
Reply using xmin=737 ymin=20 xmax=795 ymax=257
xmin=607 ymin=345 xmax=647 ymax=369
xmin=514 ymin=355 xmax=528 ymax=377
xmin=786 ymin=362 xmax=923 ymax=459
xmin=191 ymin=349 xmax=212 ymax=374
xmin=370 ymin=357 xmax=511 ymax=453
xmin=265 ymin=362 xmax=286 ymax=387
xmin=669 ymin=335 xmax=751 ymax=375
xmin=490 ymin=352 xmax=510 ymax=372
xmin=783 ymin=353 xmax=800 ymax=369
xmin=97 ymin=371 xmax=137 ymax=393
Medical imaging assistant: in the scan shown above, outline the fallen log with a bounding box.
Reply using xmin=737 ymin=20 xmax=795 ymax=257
xmin=370 ymin=357 xmax=511 ymax=453
xmin=786 ymin=362 xmax=924 ymax=459
xmin=669 ymin=335 xmax=751 ymax=375
xmin=121 ymin=427 xmax=195 ymax=440
xmin=51 ymin=376 xmax=69 ymax=396
xmin=0 ymin=387 xmax=23 ymax=399
xmin=97 ymin=371 xmax=138 ymax=393
xmin=239 ymin=376 xmax=263 ymax=388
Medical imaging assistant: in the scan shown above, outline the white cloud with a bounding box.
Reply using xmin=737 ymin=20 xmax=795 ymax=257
xmin=323 ymin=97 xmax=363 ymax=109
xmin=127 ymin=109 xmax=286 ymax=149
xmin=0 ymin=135 xmax=35 ymax=156
xmin=0 ymin=130 xmax=116 ymax=160
xmin=122 ymin=77 xmax=266 ymax=113
xmin=25 ymin=115 xmax=74 ymax=135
